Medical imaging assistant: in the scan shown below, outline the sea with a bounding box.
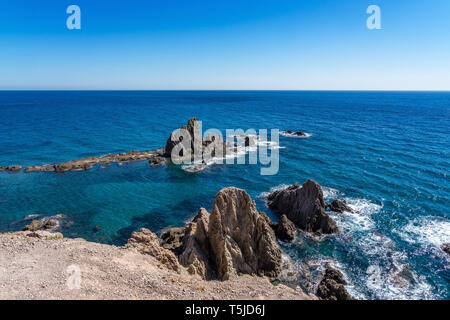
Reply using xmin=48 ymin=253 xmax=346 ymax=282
xmin=0 ymin=90 xmax=448 ymax=299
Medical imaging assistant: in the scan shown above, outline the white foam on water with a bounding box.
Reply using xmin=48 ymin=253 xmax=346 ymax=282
xmin=180 ymin=137 xmax=284 ymax=173
xmin=395 ymin=216 xmax=450 ymax=247
xmin=322 ymin=186 xmax=340 ymax=200
xmin=257 ymin=183 xmax=291 ymax=199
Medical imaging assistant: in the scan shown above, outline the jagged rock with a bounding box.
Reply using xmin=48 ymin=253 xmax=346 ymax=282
xmin=0 ymin=165 xmax=22 ymax=172
xmin=23 ymin=220 xmax=43 ymax=231
xmin=163 ymin=118 xmax=227 ymax=161
xmin=441 ymin=243 xmax=450 ymax=255
xmin=317 ymin=263 xmax=353 ymax=300
xmin=126 ymin=228 xmax=180 ymax=272
xmin=329 ymin=199 xmax=353 ymax=213
xmin=272 ymin=214 xmax=296 ymax=242
xmin=149 ymin=156 xmax=166 ymax=166
xmin=208 ymin=187 xmax=282 ymax=280
xmin=267 ymin=180 xmax=338 ymax=234
xmin=164 ymin=117 xmax=200 ymax=159
xmin=179 ymin=208 xmax=214 ymax=279
xmin=160 ymin=227 xmax=185 ymax=254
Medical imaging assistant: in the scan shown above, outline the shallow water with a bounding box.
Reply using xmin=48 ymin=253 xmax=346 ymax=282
xmin=0 ymin=91 xmax=449 ymax=299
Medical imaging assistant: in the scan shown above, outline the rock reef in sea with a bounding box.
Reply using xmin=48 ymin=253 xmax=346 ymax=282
xmin=267 ymin=180 xmax=338 ymax=235
xmin=0 ymin=165 xmax=22 ymax=172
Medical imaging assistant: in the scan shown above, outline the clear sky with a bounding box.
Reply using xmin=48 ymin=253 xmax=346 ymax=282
xmin=1 ymin=0 xmax=449 ymax=90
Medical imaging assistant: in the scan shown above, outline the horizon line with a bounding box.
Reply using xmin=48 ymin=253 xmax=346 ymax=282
xmin=1 ymin=89 xmax=450 ymax=92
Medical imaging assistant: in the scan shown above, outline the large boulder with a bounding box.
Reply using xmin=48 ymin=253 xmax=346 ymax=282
xmin=208 ymin=187 xmax=282 ymax=280
xmin=267 ymin=180 xmax=338 ymax=234
xmin=317 ymin=263 xmax=353 ymax=300
xmin=126 ymin=228 xmax=180 ymax=272
xmin=272 ymin=214 xmax=296 ymax=242
xmin=164 ymin=117 xmax=200 ymax=159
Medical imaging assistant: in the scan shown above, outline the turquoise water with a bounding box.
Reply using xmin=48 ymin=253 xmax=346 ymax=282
xmin=0 ymin=91 xmax=449 ymax=299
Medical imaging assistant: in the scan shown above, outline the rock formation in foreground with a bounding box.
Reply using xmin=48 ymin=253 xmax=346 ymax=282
xmin=317 ymin=263 xmax=353 ymax=300
xmin=271 ymin=214 xmax=297 ymax=242
xmin=126 ymin=228 xmax=180 ymax=272
xmin=267 ymin=180 xmax=338 ymax=234
xmin=160 ymin=187 xmax=282 ymax=281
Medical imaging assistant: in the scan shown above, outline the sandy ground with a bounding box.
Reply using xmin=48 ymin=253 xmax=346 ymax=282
xmin=0 ymin=233 xmax=314 ymax=300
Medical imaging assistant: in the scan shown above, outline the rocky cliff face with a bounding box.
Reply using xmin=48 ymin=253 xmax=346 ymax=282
xmin=267 ymin=180 xmax=338 ymax=234
xmin=208 ymin=187 xmax=282 ymax=280
xmin=164 ymin=187 xmax=282 ymax=281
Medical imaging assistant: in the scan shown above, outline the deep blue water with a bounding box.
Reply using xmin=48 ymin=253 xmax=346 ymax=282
xmin=0 ymin=91 xmax=449 ymax=299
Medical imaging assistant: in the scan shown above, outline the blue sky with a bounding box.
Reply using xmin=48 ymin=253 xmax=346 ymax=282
xmin=0 ymin=0 xmax=449 ymax=90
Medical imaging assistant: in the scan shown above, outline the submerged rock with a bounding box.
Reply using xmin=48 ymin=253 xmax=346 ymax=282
xmin=317 ymin=263 xmax=353 ymax=300
xmin=126 ymin=228 xmax=180 ymax=272
xmin=267 ymin=180 xmax=338 ymax=234
xmin=328 ymin=199 xmax=353 ymax=213
xmin=272 ymin=214 xmax=296 ymax=242
xmin=441 ymin=243 xmax=450 ymax=255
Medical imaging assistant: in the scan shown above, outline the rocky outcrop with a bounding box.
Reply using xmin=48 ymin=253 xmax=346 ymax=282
xmin=165 ymin=188 xmax=282 ymax=281
xmin=179 ymin=208 xmax=214 ymax=279
xmin=441 ymin=243 xmax=450 ymax=255
xmin=317 ymin=263 xmax=353 ymax=300
xmin=267 ymin=180 xmax=338 ymax=234
xmin=0 ymin=165 xmax=22 ymax=172
xmin=126 ymin=228 xmax=180 ymax=272
xmin=208 ymin=187 xmax=282 ymax=280
xmin=164 ymin=118 xmax=228 ymax=161
xmin=272 ymin=214 xmax=296 ymax=242
xmin=23 ymin=220 xmax=42 ymax=231
xmin=22 ymin=214 xmax=71 ymax=232
xmin=328 ymin=199 xmax=353 ymax=213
